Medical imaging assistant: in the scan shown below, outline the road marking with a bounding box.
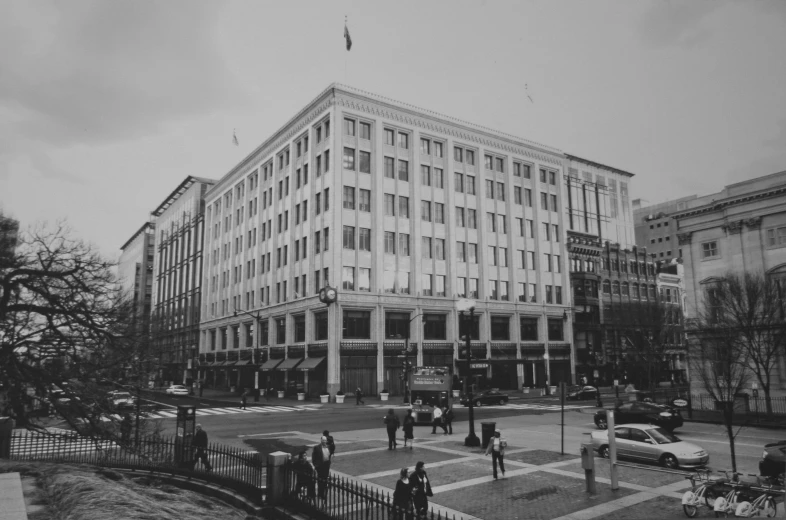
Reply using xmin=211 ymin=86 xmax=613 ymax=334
xmin=156 ymin=410 xmax=178 ymax=418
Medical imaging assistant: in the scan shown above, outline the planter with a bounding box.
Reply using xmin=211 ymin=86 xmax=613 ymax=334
xmin=277 ymin=391 xmax=285 ymax=398
xmin=259 ymin=389 xmax=266 ymax=396
xmin=297 ymin=393 xmax=305 ymax=401
xmin=335 ymin=395 xmax=345 ymax=404
xmin=452 ymin=390 xmax=460 ymax=398
xmin=320 ymin=395 xmax=330 ymax=404
xmin=230 ymin=386 xmax=236 ymax=393
xmin=550 ymin=386 xmax=557 ymax=395
xmin=523 ymin=388 xmax=530 ymax=394
xmin=380 ymin=393 xmax=389 ymax=401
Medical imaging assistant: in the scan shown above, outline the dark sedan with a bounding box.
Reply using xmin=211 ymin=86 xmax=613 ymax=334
xmin=460 ymin=390 xmax=509 ymax=407
xmin=759 ymin=440 xmax=786 ymax=484
xmin=566 ymin=386 xmax=599 ymax=401
xmin=594 ymin=401 xmax=683 ymax=431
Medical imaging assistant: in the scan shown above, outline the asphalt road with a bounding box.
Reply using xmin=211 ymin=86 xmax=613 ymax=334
xmin=147 ymin=394 xmax=780 ymax=476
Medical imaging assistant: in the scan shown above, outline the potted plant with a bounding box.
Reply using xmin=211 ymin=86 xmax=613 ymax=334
xmin=297 ymin=391 xmax=306 ymax=401
xmin=523 ymin=384 xmax=530 ymax=394
xmin=452 ymin=389 xmax=460 ymax=398
xmin=319 ymin=391 xmax=330 ymax=404
xmin=335 ymin=390 xmax=345 ymax=404
xmin=277 ymin=388 xmax=285 ymax=399
xmin=380 ymin=389 xmax=389 ymax=401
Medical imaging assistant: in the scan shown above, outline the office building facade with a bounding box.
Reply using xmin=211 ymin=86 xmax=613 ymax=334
xmin=118 ymin=221 xmax=156 ymax=325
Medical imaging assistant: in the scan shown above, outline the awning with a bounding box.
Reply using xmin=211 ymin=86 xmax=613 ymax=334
xmin=212 ymin=361 xmax=226 ymax=367
xmin=259 ymin=358 xmax=283 ymax=371
xmin=277 ymin=358 xmax=303 ymax=371
xmin=234 ymin=359 xmax=255 ymax=366
xmin=297 ymin=356 xmax=326 ymax=371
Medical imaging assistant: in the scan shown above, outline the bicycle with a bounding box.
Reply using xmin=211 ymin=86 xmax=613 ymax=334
xmin=681 ymin=468 xmax=727 ymax=517
xmin=734 ymin=480 xmax=780 ymax=518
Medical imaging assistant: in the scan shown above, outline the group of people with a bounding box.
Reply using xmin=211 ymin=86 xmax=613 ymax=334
xmin=430 ymin=404 xmax=454 ymax=435
xmin=293 ymin=430 xmax=336 ymax=501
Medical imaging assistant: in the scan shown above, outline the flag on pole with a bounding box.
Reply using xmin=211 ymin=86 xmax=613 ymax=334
xmin=344 ymin=21 xmax=352 ymax=51
xmin=232 ymin=129 xmax=239 ymax=146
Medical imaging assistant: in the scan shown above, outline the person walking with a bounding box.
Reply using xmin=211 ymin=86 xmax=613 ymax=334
xmin=355 ymin=386 xmax=365 ymax=405
xmin=484 ymin=429 xmax=507 ymax=479
xmin=402 ymin=409 xmax=415 ymax=449
xmin=293 ymin=450 xmax=316 ymax=502
xmin=311 ymin=435 xmax=333 ymax=500
xmin=392 ymin=467 xmax=414 ymax=520
xmin=383 ymin=408 xmax=400 ymax=450
xmin=411 ymin=461 xmax=433 ymax=517
xmin=443 ymin=406 xmax=454 ymax=435
xmin=240 ymin=388 xmax=249 ymax=410
xmin=430 ymin=405 xmax=446 ymax=435
xmin=120 ymin=414 xmax=132 ymax=444
xmin=192 ymin=424 xmax=212 ymax=472
xmin=322 ymin=430 xmax=336 ymax=458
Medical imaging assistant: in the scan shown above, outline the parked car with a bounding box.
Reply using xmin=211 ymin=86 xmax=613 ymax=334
xmin=165 ymin=385 xmax=189 ymax=396
xmin=107 ymin=391 xmax=136 ymax=409
xmin=590 ymin=424 xmax=709 ymax=469
xmin=460 ymin=389 xmax=509 ymax=407
xmin=759 ymin=440 xmax=786 ymax=484
xmin=566 ymin=386 xmax=599 ymax=401
xmin=594 ymin=401 xmax=683 ymax=431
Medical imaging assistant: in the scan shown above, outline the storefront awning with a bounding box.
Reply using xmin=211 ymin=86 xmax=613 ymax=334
xmin=259 ymin=358 xmax=283 ymax=371
xmin=277 ymin=358 xmax=303 ymax=371
xmin=297 ymin=356 xmax=326 ymax=371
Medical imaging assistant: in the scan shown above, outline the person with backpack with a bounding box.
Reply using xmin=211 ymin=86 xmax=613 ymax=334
xmin=383 ymin=408 xmax=400 ymax=449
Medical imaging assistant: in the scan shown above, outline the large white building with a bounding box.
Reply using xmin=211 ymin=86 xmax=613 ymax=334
xmin=198 ymin=84 xmax=575 ymax=398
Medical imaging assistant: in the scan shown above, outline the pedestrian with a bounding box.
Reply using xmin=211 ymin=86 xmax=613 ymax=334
xmin=484 ymin=429 xmax=507 ymax=479
xmin=443 ymin=406 xmax=454 ymax=435
xmin=120 ymin=414 xmax=132 ymax=444
xmin=411 ymin=461 xmax=433 ymax=517
xmin=392 ymin=467 xmax=415 ymax=520
xmin=402 ymin=409 xmax=415 ymax=449
xmin=430 ymin=404 xmax=446 ymax=435
xmin=293 ymin=450 xmax=316 ymax=502
xmin=240 ymin=388 xmax=249 ymax=410
xmin=311 ymin=435 xmax=333 ymax=500
xmin=355 ymin=386 xmax=365 ymax=405
xmin=192 ymin=424 xmax=212 ymax=472
xmin=322 ymin=429 xmax=336 ymax=458
xmin=384 ymin=408 xmax=400 ymax=450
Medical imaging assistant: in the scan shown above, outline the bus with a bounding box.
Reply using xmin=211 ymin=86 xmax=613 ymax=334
xmin=408 ymin=366 xmax=452 ymax=424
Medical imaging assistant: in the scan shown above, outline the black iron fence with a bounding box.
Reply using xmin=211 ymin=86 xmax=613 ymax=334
xmin=284 ymin=464 xmax=461 ymax=520
xmin=612 ymin=387 xmax=786 ymax=418
xmin=3 ymin=429 xmax=265 ymax=504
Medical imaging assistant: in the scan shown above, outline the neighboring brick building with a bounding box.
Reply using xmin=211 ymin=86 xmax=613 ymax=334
xmin=198 ymin=83 xmax=574 ymax=397
xmin=633 ymin=196 xmax=697 ymax=263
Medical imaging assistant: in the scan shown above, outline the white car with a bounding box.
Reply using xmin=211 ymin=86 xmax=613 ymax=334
xmin=107 ymin=391 xmax=136 ymax=409
xmin=165 ymin=385 xmax=190 ymax=396
xmin=590 ymin=423 xmax=709 ymax=469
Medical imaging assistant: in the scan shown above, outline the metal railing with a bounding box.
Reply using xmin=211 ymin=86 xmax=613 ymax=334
xmin=284 ymin=465 xmax=461 ymax=520
xmin=3 ymin=429 xmax=265 ymax=504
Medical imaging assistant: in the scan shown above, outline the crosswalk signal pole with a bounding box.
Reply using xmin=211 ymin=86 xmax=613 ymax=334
xmin=462 ymin=308 xmax=480 ymax=447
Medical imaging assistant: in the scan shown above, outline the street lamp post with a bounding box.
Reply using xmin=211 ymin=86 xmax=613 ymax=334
xmin=457 ymin=299 xmax=480 ymax=447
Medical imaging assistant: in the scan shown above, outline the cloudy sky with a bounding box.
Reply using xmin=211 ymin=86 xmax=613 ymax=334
xmin=1 ymin=0 xmax=784 ymax=258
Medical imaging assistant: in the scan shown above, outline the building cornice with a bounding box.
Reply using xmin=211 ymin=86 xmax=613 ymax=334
xmin=671 ymin=185 xmax=786 ymax=220
xmin=151 ymin=176 xmax=217 ymax=217
xmin=120 ymin=221 xmax=155 ymax=252
xmin=564 ymin=154 xmax=635 ymax=178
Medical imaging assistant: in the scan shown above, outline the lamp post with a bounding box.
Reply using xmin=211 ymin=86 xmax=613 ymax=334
xmin=234 ymin=308 xmax=263 ymax=401
xmin=457 ymin=299 xmax=480 ymax=447
xmin=394 ymin=313 xmax=424 ymax=405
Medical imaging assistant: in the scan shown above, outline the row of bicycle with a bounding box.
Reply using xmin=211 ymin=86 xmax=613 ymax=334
xmin=682 ymin=468 xmax=784 ymax=518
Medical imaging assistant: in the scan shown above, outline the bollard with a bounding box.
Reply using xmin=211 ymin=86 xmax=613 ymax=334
xmin=580 ymin=443 xmax=596 ymax=494
xmin=266 ymin=451 xmax=291 ymax=506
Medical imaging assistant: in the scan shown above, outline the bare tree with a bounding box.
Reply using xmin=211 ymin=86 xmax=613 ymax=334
xmin=689 ymin=285 xmax=752 ymax=473
xmin=707 ymin=272 xmax=786 ymax=416
xmin=0 ymin=220 xmax=153 ymax=440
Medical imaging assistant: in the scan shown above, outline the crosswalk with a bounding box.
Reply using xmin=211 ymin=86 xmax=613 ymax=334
xmin=481 ymin=403 xmax=595 ymax=411
xmin=148 ymin=404 xmax=319 ymax=419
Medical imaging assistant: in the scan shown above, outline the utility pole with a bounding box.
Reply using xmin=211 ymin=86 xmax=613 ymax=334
xmin=457 ymin=299 xmax=480 ymax=447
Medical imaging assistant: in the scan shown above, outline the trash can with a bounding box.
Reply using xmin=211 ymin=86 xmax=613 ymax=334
xmin=481 ymin=422 xmax=496 ymax=449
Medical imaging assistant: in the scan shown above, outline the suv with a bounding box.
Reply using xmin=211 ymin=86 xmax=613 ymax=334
xmin=594 ymin=401 xmax=683 ymax=431
xmin=759 ymin=440 xmax=786 ymax=485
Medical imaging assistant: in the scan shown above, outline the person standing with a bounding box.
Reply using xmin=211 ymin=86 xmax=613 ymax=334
xmin=484 ymin=429 xmax=507 ymax=479
xmin=383 ymin=408 xmax=400 ymax=450
xmin=293 ymin=450 xmax=316 ymax=502
xmin=411 ymin=461 xmax=433 ymax=517
xmin=311 ymin=435 xmax=333 ymax=500
xmin=402 ymin=409 xmax=415 ymax=449
xmin=392 ymin=468 xmax=414 ymax=519
xmin=355 ymin=386 xmax=365 ymax=405
xmin=240 ymin=388 xmax=249 ymax=410
xmin=430 ymin=405 xmax=446 ymax=435
xmin=443 ymin=406 xmax=454 ymax=435
xmin=192 ymin=424 xmax=212 ymax=472
xmin=322 ymin=430 xmax=336 ymax=458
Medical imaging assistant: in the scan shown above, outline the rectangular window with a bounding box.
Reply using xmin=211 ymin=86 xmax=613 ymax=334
xmin=384 ymin=156 xmax=395 ymax=178
xmin=489 ymin=280 xmax=498 ymax=300
xmin=455 ymin=173 xmax=464 ymax=192
xmin=489 ymin=246 xmax=497 ymax=266
xmin=766 ymin=227 xmax=786 ymax=247
xmin=553 ymin=224 xmax=559 ymax=242
xmin=359 ymin=189 xmax=371 ymax=212
xmin=422 ymin=274 xmax=433 ymax=296
xmin=498 ymin=215 xmax=506 ymax=234
xmin=422 ymin=237 xmax=432 ymax=259
xmin=496 ymin=157 xmax=504 ymax=173
xmin=420 ymin=138 xmax=430 ymax=155
xmin=343 ymin=186 xmax=355 ymax=209
xmin=359 ymin=151 xmax=371 ymax=173
xmin=454 ymin=147 xmax=463 ymax=163
xmin=456 ymin=207 xmax=465 ymax=227
xmin=540 ymin=192 xmax=548 ymax=210
xmin=554 ymin=254 xmax=561 ymax=273
xmin=528 ymin=283 xmax=537 ymax=303
xmin=546 ymin=284 xmax=553 ymax=304
xmin=499 ymin=247 xmax=507 ymax=267
xmin=434 ymin=168 xmax=444 ymax=188
xmin=399 ymin=196 xmax=410 ymax=218
xmin=544 ymin=253 xmax=551 ymax=272
xmin=524 ymin=188 xmax=532 ymax=207
xmin=314 ymin=231 xmax=321 ymax=253
xmin=343 ymin=310 xmax=371 ymax=339
xmin=550 ymin=194 xmax=558 ymax=212
xmin=384 ymin=129 xmax=395 ymax=146
xmin=527 ymin=251 xmax=536 ymax=270
xmin=522 ymin=164 xmax=531 ymax=179
xmin=421 ymin=165 xmax=431 ymax=186
xmin=324 ymin=150 xmax=330 ymax=171
xmin=435 ymin=238 xmax=445 ymax=260
xmin=468 ymin=209 xmax=477 ymax=229
xmin=398 ymin=159 xmax=409 ymax=181
xmin=398 ymin=271 xmax=410 ymax=294
xmin=359 ymin=228 xmax=371 ymax=251
xmin=466 ymin=150 xmax=474 ymax=165
xmin=555 ymin=286 xmax=563 ymax=304
xmin=384 ymin=194 xmax=396 ymax=216
xmin=519 ymin=250 xmax=526 ymax=269
xmin=516 ymin=217 xmax=524 ymax=236
xmin=434 ymin=203 xmax=444 ymax=224
xmin=496 ymin=182 xmax=505 ymax=201
xmin=517 ymin=282 xmax=526 ymax=302
xmin=520 ymin=317 xmax=538 ymax=340
xmin=548 ymin=318 xmax=564 ymax=341
xmin=343 ymin=147 xmax=355 ymax=170
xmin=549 ymin=171 xmax=556 ymax=185
xmin=344 ymin=118 xmax=355 ymax=136
xmin=434 ymin=142 xmax=443 ymax=157
xmin=702 ymin=241 xmax=719 ymax=259
xmin=484 ymin=155 xmax=493 ymax=170
xmin=398 ymin=132 xmax=409 ymax=149
xmin=358 ymin=267 xmax=371 ymax=292
xmin=435 ymin=275 xmax=446 ymax=297
xmin=514 ymin=186 xmax=522 ymax=204
xmin=421 ymin=201 xmax=432 ymax=222
xmin=342 ymin=267 xmax=355 ymax=290
xmin=359 ymin=122 xmax=370 ymax=140
xmin=384 ymin=232 xmax=396 ymax=254
xmin=457 ymin=277 xmax=467 ymax=298
xmin=468 ymin=243 xmax=478 ymax=263
xmin=469 ymin=278 xmax=479 ymax=299
xmin=543 ymin=222 xmax=550 ymax=241
xmin=487 ymin=212 xmax=496 ymax=232
xmin=540 ymin=169 xmax=547 ymax=183
xmin=486 ymin=180 xmax=494 ymax=199
xmin=457 ymin=241 xmax=466 ymax=262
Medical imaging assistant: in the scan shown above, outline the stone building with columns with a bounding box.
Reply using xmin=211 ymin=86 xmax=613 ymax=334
xmin=197 ymin=84 xmax=574 ymax=398
xmin=673 ymin=169 xmax=786 ymax=394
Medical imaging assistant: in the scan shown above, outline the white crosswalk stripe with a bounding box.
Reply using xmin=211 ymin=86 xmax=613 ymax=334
xmin=482 ymin=403 xmax=595 ymax=411
xmin=145 ymin=405 xmax=315 ymax=419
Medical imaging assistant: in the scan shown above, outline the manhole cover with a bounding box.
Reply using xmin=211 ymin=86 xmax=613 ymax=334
xmin=510 ymin=486 xmax=560 ymax=501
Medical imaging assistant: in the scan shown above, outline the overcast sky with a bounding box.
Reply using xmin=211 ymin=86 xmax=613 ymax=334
xmin=1 ymin=0 xmax=784 ymax=258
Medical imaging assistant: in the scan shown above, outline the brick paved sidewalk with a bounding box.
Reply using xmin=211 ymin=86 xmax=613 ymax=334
xmin=244 ymin=427 xmax=693 ymax=520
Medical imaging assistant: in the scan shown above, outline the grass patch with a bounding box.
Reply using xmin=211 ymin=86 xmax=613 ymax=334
xmin=0 ymin=461 xmax=248 ymax=520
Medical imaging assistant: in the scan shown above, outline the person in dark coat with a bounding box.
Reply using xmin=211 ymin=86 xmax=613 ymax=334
xmin=383 ymin=409 xmax=400 ymax=450
xmin=120 ymin=414 xmax=132 ymax=444
xmin=322 ymin=430 xmax=336 ymax=457
xmin=240 ymin=388 xmax=249 ymax=410
xmin=293 ymin=450 xmax=316 ymax=502
xmin=192 ymin=424 xmax=212 ymax=471
xmin=355 ymin=386 xmax=365 ymax=405
xmin=311 ymin=435 xmax=333 ymax=499
xmin=443 ymin=406 xmax=454 ymax=435
xmin=392 ymin=467 xmax=414 ymax=520
xmin=411 ymin=461 xmax=433 ymax=517
xmin=402 ymin=409 xmax=415 ymax=449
